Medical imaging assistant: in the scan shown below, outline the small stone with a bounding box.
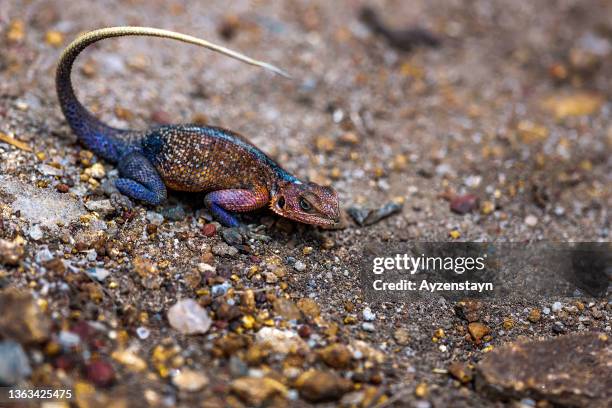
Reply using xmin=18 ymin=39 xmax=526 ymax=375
xmin=56 ymin=183 xmax=70 ymax=193
xmin=295 ymin=370 xmax=352 ymax=402
xmin=318 ymin=343 xmax=352 ymax=368
xmin=362 ymin=322 xmax=375 ymax=332
xmin=202 ymin=223 xmax=217 ymax=237
xmin=297 ymin=298 xmax=321 ymax=319
xmin=450 ymin=194 xmax=479 ymax=214
xmin=481 ymin=200 xmax=495 ymax=215
xmin=231 ymin=377 xmax=287 ymax=406
xmin=347 ymin=201 xmax=403 ymax=226
xmin=448 ymin=362 xmax=472 ymax=383
xmin=146 ymin=211 xmax=164 ymax=225
xmin=541 ymin=92 xmax=604 ymax=119
xmin=111 ymin=349 xmax=147 ymax=372
xmin=552 ymin=321 xmax=566 ymax=334
xmin=86 ymin=359 xmax=115 ymax=387
xmin=136 ymin=327 xmax=150 ymax=339
xmin=0 ymin=340 xmax=31 ymax=386
xmin=87 ymin=163 xmax=106 ymax=179
xmin=160 ymin=205 xmax=186 ymax=221
xmin=415 ymin=382 xmax=428 ymax=398
xmin=524 ymin=215 xmax=538 ymax=227
xmin=455 ymin=300 xmax=481 ymax=322
xmin=85 ymin=199 xmax=114 ymax=216
xmin=362 ymin=307 xmax=375 ymax=321
xmin=86 ymin=267 xmax=110 ymax=282
xmin=167 ymin=299 xmax=212 ymax=335
xmin=273 ymin=298 xmax=301 ymax=320
xmin=151 ymin=110 xmax=172 ymax=124
xmin=212 ymin=243 xmax=238 ymax=257
xmin=475 ymin=333 xmax=610 ymax=406
xmin=255 ymin=327 xmax=307 ymax=354
xmin=393 ymin=328 xmax=411 ymax=345
xmin=293 ymin=260 xmax=306 ymax=271
xmin=552 ymin=302 xmax=563 ymax=312
xmin=183 ymin=269 xmax=201 ymax=289
xmin=449 ymin=230 xmax=461 ymax=239
xmin=45 ymin=30 xmax=63 ymax=47
xmin=211 ymin=282 xmax=232 ymax=297
xmin=28 ymin=224 xmax=44 ymax=240
xmin=0 ymin=288 xmax=50 ymax=343
xmin=315 ymin=136 xmax=336 ymax=152
xmin=221 ymin=228 xmax=243 ymax=246
xmin=468 ymin=322 xmax=490 ymax=342
xmin=58 ymin=331 xmax=81 ymax=348
xmin=172 ymin=369 xmax=209 ymax=392
xmin=528 ymin=308 xmax=541 ymax=323
xmin=0 ymin=237 xmax=25 ymax=265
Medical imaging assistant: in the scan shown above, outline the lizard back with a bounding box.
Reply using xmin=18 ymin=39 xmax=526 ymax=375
xmin=141 ymin=125 xmax=298 ymax=193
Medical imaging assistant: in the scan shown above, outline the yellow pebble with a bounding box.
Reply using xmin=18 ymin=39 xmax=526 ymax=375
xmin=449 ymin=230 xmax=461 ymax=239
xmin=415 ymin=382 xmax=428 ymax=398
xmin=45 ymin=30 xmax=64 ymax=47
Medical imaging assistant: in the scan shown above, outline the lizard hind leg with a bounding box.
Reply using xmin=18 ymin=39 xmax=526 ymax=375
xmin=204 ymin=188 xmax=269 ymax=227
xmin=115 ymin=152 xmax=167 ymax=205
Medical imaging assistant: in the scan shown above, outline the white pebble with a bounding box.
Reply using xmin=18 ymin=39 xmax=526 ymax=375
xmin=362 ymin=307 xmax=376 ymax=321
xmin=167 ymin=299 xmax=212 ymax=335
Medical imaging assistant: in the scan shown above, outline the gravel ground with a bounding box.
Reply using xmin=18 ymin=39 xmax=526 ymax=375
xmin=0 ymin=1 xmax=610 ymax=407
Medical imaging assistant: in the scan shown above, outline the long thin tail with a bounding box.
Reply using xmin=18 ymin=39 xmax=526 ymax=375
xmin=56 ymin=26 xmax=290 ymax=162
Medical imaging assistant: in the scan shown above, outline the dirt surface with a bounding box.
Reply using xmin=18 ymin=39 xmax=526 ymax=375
xmin=0 ymin=0 xmax=611 ymax=407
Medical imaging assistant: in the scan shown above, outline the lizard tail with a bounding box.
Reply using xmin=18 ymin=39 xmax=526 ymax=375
xmin=56 ymin=26 xmax=290 ymax=162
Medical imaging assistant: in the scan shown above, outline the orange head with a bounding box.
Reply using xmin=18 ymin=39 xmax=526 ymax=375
xmin=270 ymin=180 xmax=340 ymax=226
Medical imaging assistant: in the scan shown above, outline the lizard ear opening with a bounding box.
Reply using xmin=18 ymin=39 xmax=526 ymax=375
xmin=276 ymin=196 xmax=285 ymax=210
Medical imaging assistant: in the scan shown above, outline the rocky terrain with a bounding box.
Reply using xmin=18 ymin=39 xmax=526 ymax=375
xmin=0 ymin=0 xmax=610 ymax=407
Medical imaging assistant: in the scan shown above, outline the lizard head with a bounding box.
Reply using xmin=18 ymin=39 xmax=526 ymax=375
xmin=270 ymin=180 xmax=340 ymax=226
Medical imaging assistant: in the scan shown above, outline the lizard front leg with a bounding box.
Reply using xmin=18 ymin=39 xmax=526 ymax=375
xmin=115 ymin=151 xmax=167 ymax=205
xmin=204 ymin=188 xmax=269 ymax=227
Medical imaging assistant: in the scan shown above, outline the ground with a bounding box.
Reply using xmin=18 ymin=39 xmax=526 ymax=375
xmin=0 ymin=0 xmax=610 ymax=407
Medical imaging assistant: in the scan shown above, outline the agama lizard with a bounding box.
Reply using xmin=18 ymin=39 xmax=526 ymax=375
xmin=56 ymin=27 xmax=339 ymax=227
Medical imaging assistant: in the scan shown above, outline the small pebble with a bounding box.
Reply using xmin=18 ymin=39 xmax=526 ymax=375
xmin=87 ymin=267 xmax=110 ymax=282
xmin=161 ymin=205 xmax=186 ymax=221
xmin=221 ymin=228 xmax=243 ymax=246
xmin=362 ymin=307 xmax=375 ymax=321
xmin=167 ymin=299 xmax=212 ymax=335
xmin=524 ymin=215 xmax=538 ymax=227
xmin=86 ymin=359 xmax=115 ymax=387
xmin=146 ymin=211 xmax=164 ymax=226
xmin=0 ymin=340 xmax=31 ymax=386
xmin=552 ymin=302 xmax=563 ymax=312
xmin=294 ymin=260 xmax=306 ymax=271
xmin=28 ymin=225 xmax=44 ymax=241
xmin=450 ymin=194 xmax=479 ymax=214
xmin=362 ymin=322 xmax=375 ymax=332
xmin=172 ymin=369 xmax=209 ymax=392
xmin=136 ymin=327 xmax=150 ymax=339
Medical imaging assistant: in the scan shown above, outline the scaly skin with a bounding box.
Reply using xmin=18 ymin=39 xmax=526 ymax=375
xmin=56 ymin=27 xmax=340 ymax=227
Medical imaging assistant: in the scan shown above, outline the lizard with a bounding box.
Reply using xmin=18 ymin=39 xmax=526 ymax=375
xmin=56 ymin=27 xmax=339 ymax=228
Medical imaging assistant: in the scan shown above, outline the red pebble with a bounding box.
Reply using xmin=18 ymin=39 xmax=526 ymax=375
xmin=71 ymin=321 xmax=94 ymax=343
xmin=298 ymin=325 xmax=312 ymax=338
xmin=54 ymin=355 xmax=75 ymax=371
xmin=151 ymin=110 xmax=172 ymax=124
xmin=202 ymin=223 xmax=217 ymax=237
xmin=85 ymin=360 xmax=115 ymax=387
xmin=450 ymin=194 xmax=479 ymax=214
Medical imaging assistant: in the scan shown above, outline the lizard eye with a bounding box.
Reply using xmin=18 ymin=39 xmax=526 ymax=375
xmin=277 ymin=196 xmax=285 ymax=209
xmin=299 ymin=197 xmax=312 ymax=212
